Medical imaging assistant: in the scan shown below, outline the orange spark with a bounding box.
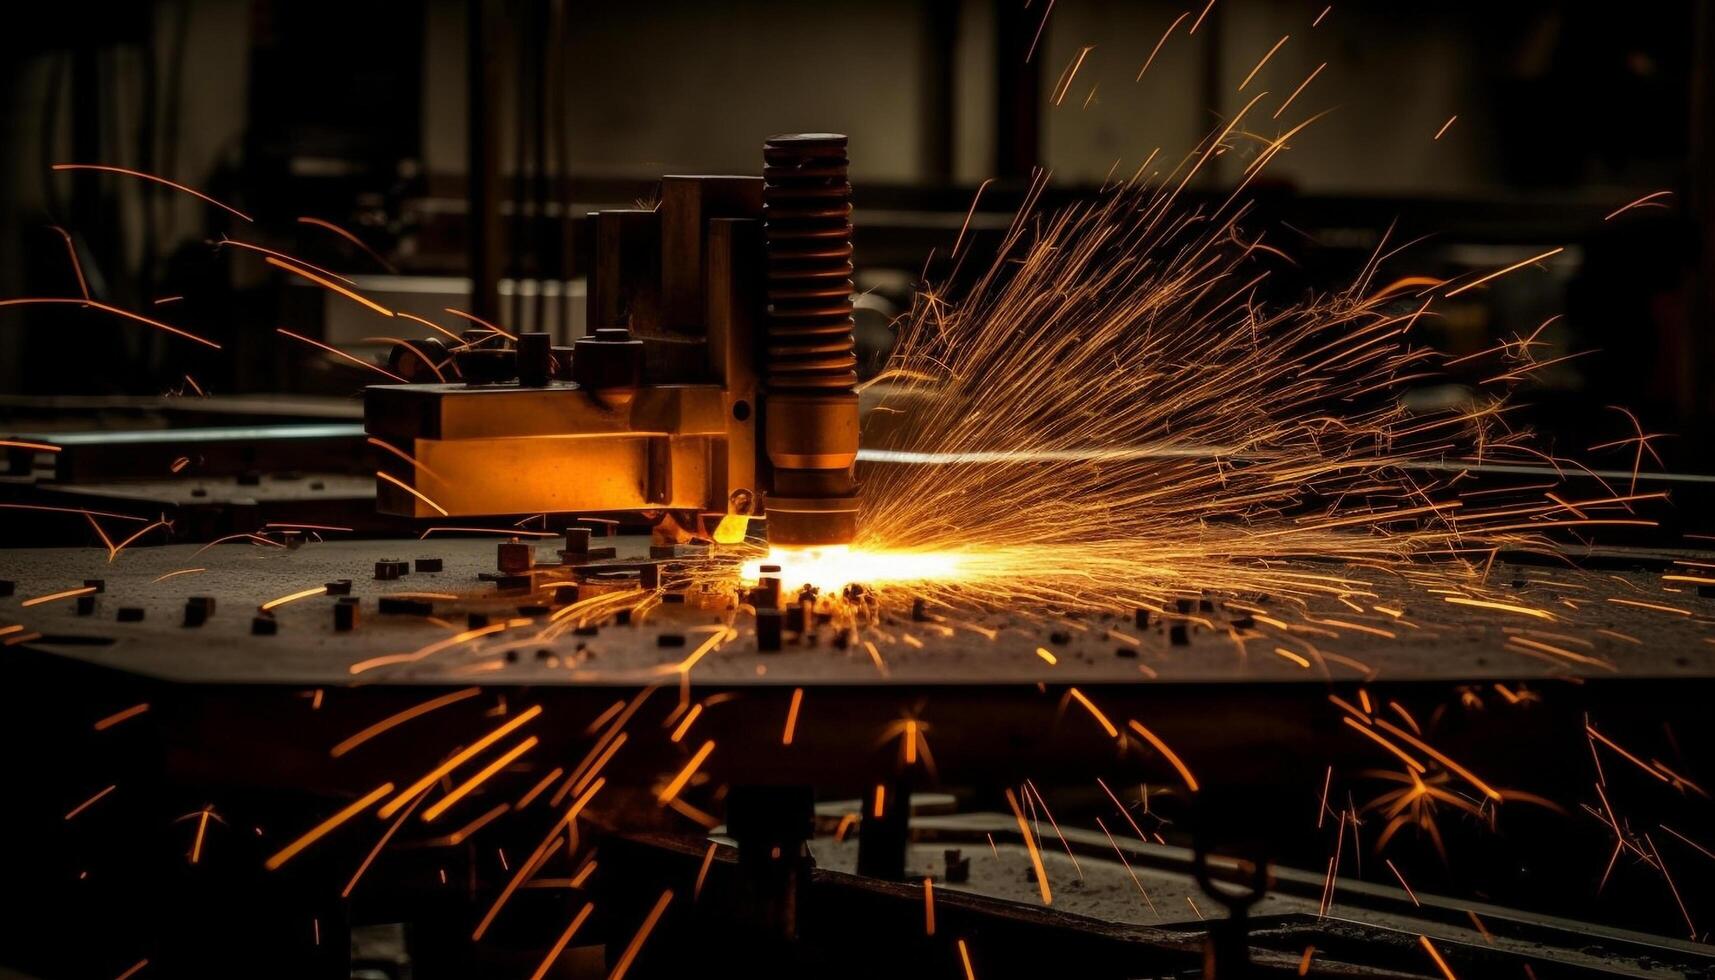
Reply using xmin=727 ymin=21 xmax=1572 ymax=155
xmin=0 ymin=297 xmax=220 ymax=348
xmin=0 ymin=438 xmax=61 ymax=452
xmin=1343 ymin=716 xmax=1426 ymax=772
xmin=49 ymin=226 xmax=90 ymax=300
xmin=1605 ymin=597 xmax=1691 ymax=617
xmin=872 ymin=783 xmax=888 ymax=818
xmin=958 ymin=939 xmax=977 ymax=980
xmin=297 ymin=216 xmax=398 ymax=273
xmin=1239 ymin=35 xmax=1289 ymax=91
xmin=264 ymin=782 xmax=395 ymax=870
xmin=1189 ymin=0 xmax=1216 ymax=34
xmin=396 ymin=310 xmax=465 ymax=342
xmin=783 ymin=688 xmax=804 ymax=745
xmin=1005 ymin=787 xmax=1052 ymax=904
xmin=529 ymin=902 xmax=595 ymax=980
xmin=65 ymin=784 xmax=116 ymax=820
xmin=952 ymin=178 xmax=996 ymax=258
xmin=1433 ymin=115 xmax=1458 ymax=140
xmin=1035 ymin=646 xmax=1059 ymax=666
xmin=669 ymin=703 xmax=703 ymax=743
xmin=151 ymin=569 xmax=207 ymax=586
xmin=1068 ymin=687 xmax=1119 ymax=738
xmin=444 ymin=307 xmax=517 ymax=341
xmin=1273 ymin=62 xmax=1326 ymax=119
xmin=1386 ymin=859 xmax=1420 ymax=905
xmin=1444 ymin=247 xmax=1564 ymax=297
xmin=1137 ymin=11 xmax=1189 ymax=81
xmin=53 ymin=163 xmax=252 ymax=221
xmin=94 ymin=703 xmax=150 ymax=731
xmin=516 ymin=768 xmax=563 ymax=810
xmin=1441 ymin=596 xmax=1554 ymax=621
xmin=342 ymin=789 xmax=428 ymax=898
xmin=1374 ymin=718 xmax=1501 ymax=801
xmin=276 ymin=327 xmax=405 ymax=382
xmin=422 ymin=735 xmax=539 ymax=822
xmin=1604 ymin=190 xmax=1673 ymax=221
xmin=694 ymin=841 xmax=719 ymax=900
xmin=1418 ymin=935 xmax=1457 ymax=979
xmin=608 ymin=889 xmax=673 ymax=980
xmin=330 ymin=688 xmax=482 ymax=756
xmin=113 ymin=959 xmax=150 ymax=980
xmin=378 ymin=705 xmax=542 ymax=817
xmin=22 ymin=585 xmax=97 ymax=607
xmin=374 ymin=470 xmax=449 ymax=517
xmin=1051 ymin=46 xmax=1096 ymax=107
xmin=658 ymin=740 xmax=716 ymax=805
xmin=923 ymin=877 xmax=936 ymax=935
xmin=188 ymin=807 xmax=213 ymax=864
xmin=265 ymin=256 xmax=393 ymax=317
xmin=1126 ymin=720 xmax=1200 ymax=792
xmin=260 ymin=585 xmax=327 ymax=611
xmin=349 ymin=621 xmax=506 ymax=676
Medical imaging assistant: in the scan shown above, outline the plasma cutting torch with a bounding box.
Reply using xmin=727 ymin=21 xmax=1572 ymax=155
xmin=363 ymin=134 xmax=860 ymax=547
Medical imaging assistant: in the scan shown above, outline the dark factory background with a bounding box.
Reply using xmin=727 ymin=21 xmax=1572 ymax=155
xmin=0 ymin=0 xmax=1709 ymax=467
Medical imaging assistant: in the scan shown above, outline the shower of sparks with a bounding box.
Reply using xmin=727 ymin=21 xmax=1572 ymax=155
xmin=720 ymin=125 xmax=1633 ymax=647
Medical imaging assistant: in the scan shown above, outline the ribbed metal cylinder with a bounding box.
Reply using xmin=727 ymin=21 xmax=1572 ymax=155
xmin=762 ymin=134 xmax=857 ymax=391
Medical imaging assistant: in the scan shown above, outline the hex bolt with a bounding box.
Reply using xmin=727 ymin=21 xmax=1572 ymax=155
xmin=497 ymin=540 xmax=535 ymax=573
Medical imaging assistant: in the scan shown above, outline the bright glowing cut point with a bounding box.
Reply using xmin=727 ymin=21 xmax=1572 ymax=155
xmin=743 ymin=546 xmax=963 ymax=592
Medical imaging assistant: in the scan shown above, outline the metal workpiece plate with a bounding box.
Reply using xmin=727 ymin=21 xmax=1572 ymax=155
xmin=5 ymin=536 xmax=1715 ymax=686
